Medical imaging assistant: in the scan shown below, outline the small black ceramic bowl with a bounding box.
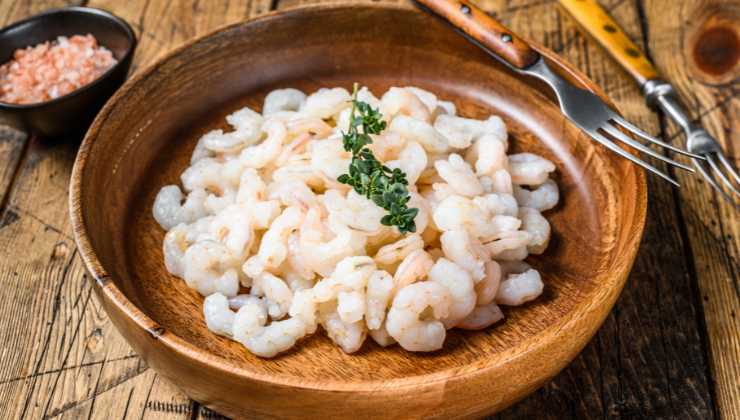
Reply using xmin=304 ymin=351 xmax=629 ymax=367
xmin=0 ymin=7 xmax=136 ymax=138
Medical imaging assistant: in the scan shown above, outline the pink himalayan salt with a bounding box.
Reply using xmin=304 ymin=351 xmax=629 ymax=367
xmin=0 ymin=34 xmax=117 ymax=105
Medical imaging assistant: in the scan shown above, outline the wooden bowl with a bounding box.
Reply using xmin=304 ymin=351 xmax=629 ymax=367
xmin=70 ymin=4 xmax=647 ymax=419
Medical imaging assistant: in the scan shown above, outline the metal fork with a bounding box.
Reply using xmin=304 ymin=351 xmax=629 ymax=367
xmin=559 ymin=0 xmax=737 ymax=204
xmin=645 ymin=80 xmax=740 ymax=205
xmin=414 ymin=0 xmax=701 ymax=186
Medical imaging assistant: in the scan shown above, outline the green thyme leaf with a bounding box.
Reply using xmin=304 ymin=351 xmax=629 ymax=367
xmin=337 ymin=83 xmax=418 ymax=233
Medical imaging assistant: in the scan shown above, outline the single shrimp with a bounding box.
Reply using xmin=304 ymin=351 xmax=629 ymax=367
xmin=365 ymin=270 xmax=394 ymax=330
xmin=476 ymin=260 xmax=502 ymax=306
xmin=507 ymin=153 xmax=556 ymax=186
xmin=519 ymin=207 xmax=551 ymax=255
xmin=250 ymin=272 xmax=293 ymax=320
xmin=428 ymin=258 xmax=476 ymax=329
xmin=203 ymin=293 xmax=236 ymax=337
xmin=373 ymin=234 xmax=424 ymax=271
xmin=368 ymin=320 xmax=397 ymax=347
xmin=300 ymin=87 xmax=351 ymax=119
xmin=380 ymin=87 xmax=431 ymax=122
xmin=143 ymin=183 xmax=175 ymax=214
xmin=182 ymin=240 xmax=240 ymax=297
xmin=263 ymin=88 xmax=306 ymax=115
xmin=393 ymin=249 xmax=434 ymax=290
xmin=513 ymin=179 xmax=559 ymax=211
xmin=386 ymin=281 xmax=451 ymax=352
xmin=320 ymin=308 xmax=367 ymax=354
xmin=457 ymin=302 xmax=504 ymax=330
xmin=239 ymin=119 xmax=286 ymax=169
xmin=496 ymin=269 xmax=544 ymax=306
xmin=389 ymin=115 xmax=449 ymax=153
xmin=386 ymin=141 xmax=427 ymax=185
xmin=232 ymin=298 xmax=307 ymax=358
xmin=440 ymin=229 xmax=490 ymax=282
xmin=434 ymin=154 xmax=483 ymax=197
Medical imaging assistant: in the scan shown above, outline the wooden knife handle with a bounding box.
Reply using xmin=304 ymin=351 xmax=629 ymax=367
xmin=415 ymin=0 xmax=539 ymax=69
xmin=559 ymin=0 xmax=659 ymax=85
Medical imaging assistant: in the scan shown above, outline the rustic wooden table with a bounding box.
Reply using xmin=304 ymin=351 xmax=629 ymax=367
xmin=0 ymin=0 xmax=737 ymax=418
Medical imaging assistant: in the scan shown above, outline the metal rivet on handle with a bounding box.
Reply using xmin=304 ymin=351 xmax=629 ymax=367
xmin=501 ymin=33 xmax=513 ymax=43
xmin=460 ymin=4 xmax=471 ymax=15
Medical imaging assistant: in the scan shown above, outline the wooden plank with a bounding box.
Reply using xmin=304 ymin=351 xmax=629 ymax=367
xmin=0 ymin=1 xmax=270 ymax=419
xmin=642 ymin=1 xmax=740 ymax=419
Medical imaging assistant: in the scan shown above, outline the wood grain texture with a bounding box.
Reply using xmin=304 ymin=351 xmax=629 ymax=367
xmin=415 ymin=0 xmax=540 ymax=69
xmin=558 ymin=0 xmax=658 ymax=85
xmin=642 ymin=1 xmax=740 ymax=419
xmin=0 ymin=1 xmax=270 ymax=419
xmin=0 ymin=0 xmax=736 ymax=419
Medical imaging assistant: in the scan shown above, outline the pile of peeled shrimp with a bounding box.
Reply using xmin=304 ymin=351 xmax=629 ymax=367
xmin=152 ymin=85 xmax=559 ymax=358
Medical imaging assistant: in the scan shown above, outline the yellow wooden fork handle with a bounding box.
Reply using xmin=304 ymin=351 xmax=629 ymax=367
xmin=559 ymin=0 xmax=659 ymax=86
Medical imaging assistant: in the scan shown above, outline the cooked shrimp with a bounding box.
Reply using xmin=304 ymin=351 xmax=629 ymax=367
xmin=490 ymin=169 xmax=513 ymax=194
xmin=163 ymin=224 xmax=190 ymax=277
xmin=301 ymin=87 xmax=351 ymax=119
xmin=289 ymin=288 xmax=318 ymax=334
xmin=428 ymin=258 xmax=476 ymax=329
xmin=484 ymin=230 xmax=531 ymax=260
xmin=239 ymin=119 xmax=286 ymax=169
xmin=471 ymin=134 xmax=507 ymax=176
xmin=299 ymin=207 xmax=367 ymax=277
xmin=320 ymin=308 xmax=367 ymax=353
xmin=153 ymin=186 xmax=208 ymax=230
xmin=323 ymin=189 xmax=385 ymax=234
xmin=208 ymin=203 xmax=254 ymax=259
xmin=203 ymin=293 xmax=236 ymax=337
xmin=496 ymin=269 xmax=544 ymax=306
xmin=365 ymin=270 xmax=394 ymax=330
xmin=233 ymin=298 xmax=307 ymax=358
xmin=266 ymin=179 xmax=317 ymax=211
xmin=381 ymin=87 xmax=431 ymax=122
xmin=519 ymin=207 xmax=551 ymax=255
xmin=393 ymin=249 xmax=434 ymax=290
xmin=435 ymin=154 xmax=483 ymax=197
xmin=337 ymin=290 xmax=366 ymax=323
xmin=513 ymin=179 xmax=559 ymax=211
xmin=476 ymin=260 xmax=502 ymax=306
xmin=386 ymin=281 xmax=451 ymax=351
xmin=367 ymin=131 xmax=406 ymax=161
xmin=508 ymin=153 xmax=556 ymax=186
xmin=474 ymin=193 xmax=518 ymax=217
xmin=263 ymin=88 xmax=306 ymax=115
xmin=368 ymin=321 xmax=396 ymax=347
xmin=235 ymin=168 xmax=266 ymax=204
xmin=310 ymin=138 xmax=352 ymax=181
xmin=203 ymin=107 xmax=264 ymax=153
xmin=251 ymin=272 xmax=293 ymax=319
xmin=386 ymin=141 xmax=427 ymax=185
xmin=249 ymin=206 xmax=304 ymax=272
xmin=312 ymin=256 xmax=375 ymax=302
xmin=440 ymin=229 xmax=489 ymax=282
xmin=183 ymin=240 xmax=240 ymax=297
xmin=287 ymin=117 xmax=332 ymax=138
xmin=389 ymin=115 xmax=449 ymax=153
xmin=373 ymin=234 xmax=424 ymax=270
xmin=434 ymin=115 xmax=506 ymax=149
xmin=457 ymin=302 xmax=504 ymax=330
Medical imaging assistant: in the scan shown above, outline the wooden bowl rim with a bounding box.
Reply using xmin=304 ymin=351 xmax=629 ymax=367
xmin=69 ymin=2 xmax=648 ymax=393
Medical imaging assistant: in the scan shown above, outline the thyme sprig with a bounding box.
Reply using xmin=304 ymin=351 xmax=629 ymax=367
xmin=337 ymin=84 xmax=419 ymax=233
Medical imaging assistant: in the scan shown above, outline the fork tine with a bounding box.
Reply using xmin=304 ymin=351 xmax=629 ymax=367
xmin=590 ymin=131 xmax=679 ymax=187
xmin=706 ymin=154 xmax=740 ymax=196
xmin=602 ymin=124 xmax=695 ymax=172
xmin=610 ymin=115 xmax=705 ymax=160
xmin=694 ymin=158 xmax=740 ymax=208
xmin=715 ymin=151 xmax=740 ymax=185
